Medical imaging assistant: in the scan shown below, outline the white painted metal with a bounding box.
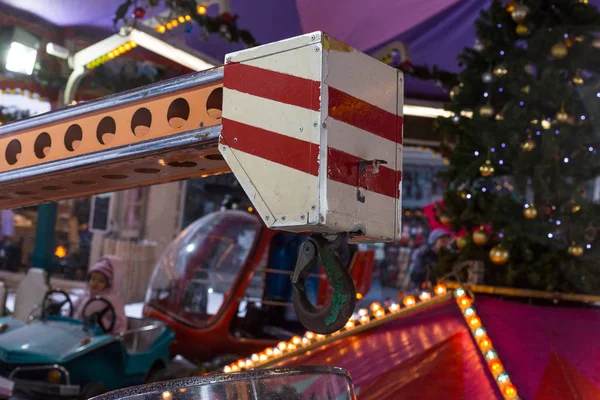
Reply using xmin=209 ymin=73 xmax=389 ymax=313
xmin=220 ymin=31 xmax=403 ymax=242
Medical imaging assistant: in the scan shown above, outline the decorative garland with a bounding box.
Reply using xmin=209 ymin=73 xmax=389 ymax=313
xmin=114 ymin=0 xmax=257 ymax=47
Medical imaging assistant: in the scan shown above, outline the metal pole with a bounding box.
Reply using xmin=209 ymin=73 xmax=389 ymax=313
xmin=32 ymin=202 xmax=57 ymax=277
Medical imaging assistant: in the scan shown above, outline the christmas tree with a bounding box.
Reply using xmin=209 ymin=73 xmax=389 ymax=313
xmin=436 ymin=0 xmax=600 ymax=294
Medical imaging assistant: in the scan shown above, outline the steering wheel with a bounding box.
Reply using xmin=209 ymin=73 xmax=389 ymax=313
xmin=81 ymin=296 xmax=116 ymax=334
xmin=41 ymin=289 xmax=74 ymax=320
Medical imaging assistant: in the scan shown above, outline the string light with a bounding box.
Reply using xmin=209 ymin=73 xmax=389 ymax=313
xmin=501 ymin=143 xmax=506 ymax=148
xmin=482 ymin=187 xmax=487 ymax=192
xmin=455 ymin=289 xmax=519 ymax=400
xmin=484 ymin=92 xmax=489 ymax=98
xmin=519 ymin=101 xmax=524 ymax=106
xmin=564 ymin=157 xmax=569 ymax=163
xmin=497 ymin=23 xmax=502 ymax=28
xmin=498 ymin=88 xmax=504 ymax=92
xmin=587 ymin=244 xmax=592 ymax=249
xmin=597 ymin=92 xmax=600 ymax=98
xmin=548 ymin=233 xmax=554 ymax=238
xmin=556 ymin=220 xmax=561 ymax=225
xmin=491 ymin=147 xmax=496 ymax=152
xmin=223 ymin=286 xmax=452 ymax=374
xmin=474 ymin=151 xmax=480 ymax=156
xmin=500 ymin=50 xmax=505 ymax=55
xmin=86 ymin=40 xmax=137 ymax=69
xmin=581 ymin=115 xmax=586 ymax=120
xmin=499 ymin=160 xmax=504 ymax=165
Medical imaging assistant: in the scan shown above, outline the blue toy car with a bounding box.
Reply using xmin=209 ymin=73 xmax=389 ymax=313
xmin=0 ymin=289 xmax=174 ymax=399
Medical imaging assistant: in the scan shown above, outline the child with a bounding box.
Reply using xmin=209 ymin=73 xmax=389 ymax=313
xmin=74 ymin=256 xmax=127 ymax=334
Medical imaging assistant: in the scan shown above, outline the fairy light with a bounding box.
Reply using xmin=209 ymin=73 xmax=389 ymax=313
xmin=359 ymin=315 xmax=370 ymax=324
xmin=287 ymin=343 xmax=296 ymax=351
xmin=197 ymin=4 xmax=208 ymax=14
xmin=375 ymin=309 xmax=385 ymax=318
xmin=277 ymin=342 xmax=286 ymax=351
xmin=403 ymin=296 xmax=416 ymax=307
xmin=370 ymin=302 xmax=381 ymax=313
xmin=251 ymin=354 xmax=259 ymax=362
xmin=435 ymin=284 xmax=447 ymax=295
xmin=231 ymin=365 xmax=239 ymax=372
xmin=587 ymin=244 xmax=592 ymax=249
xmin=265 ymin=348 xmax=273 ymax=357
xmin=548 ymin=233 xmax=554 ymax=238
xmin=345 ymin=319 xmax=355 ymax=329
xmin=273 ymin=348 xmax=281 ymax=356
xmin=223 ymin=365 xmax=231 ymax=373
xmin=305 ymin=332 xmax=315 ymax=340
xmin=238 ymin=360 xmax=246 ymax=368
xmin=469 ymin=316 xmax=481 ymax=328
xmin=315 ymin=334 xmax=326 ymax=340
xmin=358 ymin=308 xmax=369 ymax=317
xmin=479 ymin=337 xmax=492 ymax=350
xmin=389 ymin=302 xmax=400 ymax=312
xmin=474 ymin=151 xmax=480 ymax=156
xmin=291 ymin=336 xmax=302 ymax=345
xmin=419 ymin=292 xmax=431 ymax=301
xmin=455 ymin=288 xmax=518 ymax=400
xmin=259 ymin=353 xmax=267 ymax=362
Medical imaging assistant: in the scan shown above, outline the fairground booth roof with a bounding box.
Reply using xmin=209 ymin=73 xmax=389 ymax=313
xmin=221 ymin=284 xmax=600 ymax=400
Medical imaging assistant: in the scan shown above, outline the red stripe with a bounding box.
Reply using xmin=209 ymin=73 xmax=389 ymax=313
xmin=222 ymin=119 xmax=400 ymax=199
xmin=327 ymin=148 xmax=400 ymax=199
xmin=224 ymin=63 xmax=321 ymax=111
xmin=222 ymin=118 xmax=319 ymax=174
xmin=328 ymin=86 xmax=403 ymax=144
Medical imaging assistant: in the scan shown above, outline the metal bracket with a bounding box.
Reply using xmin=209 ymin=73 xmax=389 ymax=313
xmin=292 ymin=234 xmax=356 ymax=334
xmin=356 ymin=159 xmax=388 ymax=203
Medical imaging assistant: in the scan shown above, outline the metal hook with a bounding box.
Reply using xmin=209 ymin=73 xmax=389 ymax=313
xmin=292 ymin=234 xmax=356 ymax=334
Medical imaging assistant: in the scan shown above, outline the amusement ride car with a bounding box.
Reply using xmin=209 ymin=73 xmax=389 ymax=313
xmin=143 ymin=209 xmax=374 ymax=362
xmin=0 ymin=289 xmax=174 ymax=398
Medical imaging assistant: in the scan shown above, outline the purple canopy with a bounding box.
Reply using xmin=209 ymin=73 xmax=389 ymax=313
xmin=1 ymin=0 xmax=600 ymax=100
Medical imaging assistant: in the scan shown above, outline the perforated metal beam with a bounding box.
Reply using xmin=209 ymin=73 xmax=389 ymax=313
xmin=0 ymin=67 xmax=227 ymax=210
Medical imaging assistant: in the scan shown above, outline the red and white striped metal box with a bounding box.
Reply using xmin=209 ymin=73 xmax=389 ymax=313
xmin=220 ymin=31 xmax=403 ymax=242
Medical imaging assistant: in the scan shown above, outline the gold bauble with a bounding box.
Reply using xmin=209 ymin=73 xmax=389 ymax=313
xmin=523 ymin=205 xmax=537 ymax=219
xmin=572 ymin=204 xmax=581 ymax=213
xmin=556 ymin=108 xmax=569 ymax=123
xmin=456 ymin=236 xmax=468 ymax=249
xmin=516 ymin=23 xmax=530 ymax=36
xmin=506 ymin=1 xmax=518 ymax=13
xmin=511 ymin=4 xmax=529 ymax=23
xmin=490 ymin=246 xmax=510 ymax=265
xmin=569 ymin=245 xmax=584 ymax=257
xmin=479 ymin=160 xmax=495 ymax=177
xmin=550 ymin=43 xmax=568 ymax=59
xmin=520 ymin=139 xmax=536 ymax=152
xmin=439 ymin=214 xmax=452 ymax=226
xmin=473 ymin=228 xmax=489 ymax=246
xmin=479 ymin=103 xmax=495 ymax=118
xmin=572 ymin=72 xmax=584 ymax=85
xmin=493 ymin=65 xmax=508 ymax=78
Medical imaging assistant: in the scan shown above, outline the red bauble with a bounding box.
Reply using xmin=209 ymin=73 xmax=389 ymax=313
xmin=220 ymin=12 xmax=233 ymax=23
xmin=134 ymin=7 xmax=146 ymax=19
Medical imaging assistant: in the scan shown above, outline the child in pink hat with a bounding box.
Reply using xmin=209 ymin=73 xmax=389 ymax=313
xmin=73 ymin=256 xmax=127 ymax=334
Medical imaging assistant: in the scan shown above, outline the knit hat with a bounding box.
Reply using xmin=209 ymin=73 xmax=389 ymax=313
xmin=89 ymin=257 xmax=114 ymax=287
xmin=428 ymin=228 xmax=451 ymax=246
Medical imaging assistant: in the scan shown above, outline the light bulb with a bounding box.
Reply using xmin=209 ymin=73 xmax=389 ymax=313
xmin=500 ymin=50 xmax=505 ymax=55
xmin=499 ymin=160 xmax=504 ymax=165
xmin=581 ymin=115 xmax=586 ymax=120
xmin=482 ymin=187 xmax=487 ymax=192
xmin=466 ymin=194 xmax=472 ymax=199
xmin=498 ymin=88 xmax=504 ymax=92
xmin=491 ymin=147 xmax=495 ymax=152
xmin=564 ymin=157 xmax=569 ymax=163
xmin=501 ymin=143 xmax=506 ymax=148
xmin=474 ymin=151 xmax=480 ymax=156
xmin=464 ymin=307 xmax=475 ymax=316
xmin=259 ymin=353 xmax=267 ymax=362
xmin=556 ymin=220 xmax=561 ymax=225
xmin=455 ymin=288 xmax=465 ymax=296
xmin=548 ymin=233 xmax=554 ymax=238
xmin=484 ymin=92 xmax=489 ymax=97
xmin=589 ymin=147 xmax=594 ymax=152
xmin=587 ymin=244 xmax=592 ymax=249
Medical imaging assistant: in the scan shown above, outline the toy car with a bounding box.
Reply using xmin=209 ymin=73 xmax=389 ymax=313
xmin=143 ymin=210 xmax=374 ymax=363
xmin=0 ymin=289 xmax=174 ymax=399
